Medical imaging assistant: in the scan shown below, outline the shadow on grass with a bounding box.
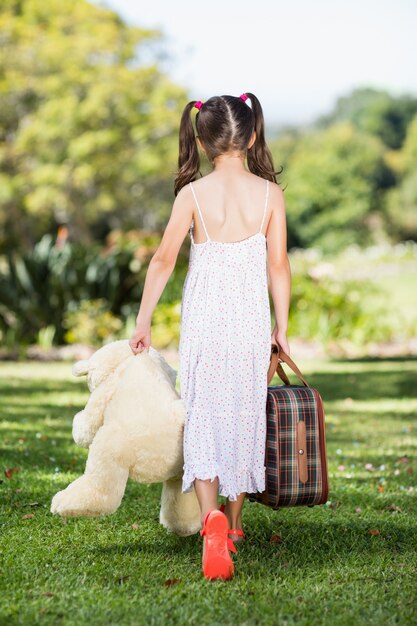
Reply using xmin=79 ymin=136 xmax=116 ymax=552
xmin=331 ymin=355 xmax=417 ymax=364
xmin=290 ymin=369 xmax=417 ymax=402
xmin=0 ymin=379 xmax=84 ymax=396
xmin=2 ymin=364 xmax=416 ymax=409
xmin=89 ymin=517 xmax=416 ymax=564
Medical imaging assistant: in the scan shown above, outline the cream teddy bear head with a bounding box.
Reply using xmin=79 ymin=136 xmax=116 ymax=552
xmin=72 ymin=340 xmax=178 ymax=391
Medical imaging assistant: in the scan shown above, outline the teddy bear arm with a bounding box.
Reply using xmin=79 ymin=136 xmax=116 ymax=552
xmin=72 ymin=384 xmax=109 ymax=447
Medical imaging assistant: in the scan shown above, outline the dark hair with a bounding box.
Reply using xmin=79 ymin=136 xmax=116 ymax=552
xmin=174 ymin=93 xmax=282 ymax=195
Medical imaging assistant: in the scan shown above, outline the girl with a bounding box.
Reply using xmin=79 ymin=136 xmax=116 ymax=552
xmin=129 ymin=92 xmax=291 ymax=581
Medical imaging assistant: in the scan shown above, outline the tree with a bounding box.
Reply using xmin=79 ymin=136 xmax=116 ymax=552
xmin=316 ymin=87 xmax=417 ymax=150
xmin=384 ymin=114 xmax=417 ymax=240
xmin=272 ymin=123 xmax=393 ymax=252
xmin=0 ymin=0 xmax=187 ymax=251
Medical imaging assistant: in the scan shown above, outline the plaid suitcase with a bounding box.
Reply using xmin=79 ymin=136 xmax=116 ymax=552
xmin=247 ymin=343 xmax=329 ymax=509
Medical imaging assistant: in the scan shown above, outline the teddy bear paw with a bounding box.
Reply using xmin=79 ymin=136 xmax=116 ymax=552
xmin=50 ymin=488 xmax=83 ymax=517
xmin=50 ymin=481 xmax=108 ymax=517
xmin=72 ymin=410 xmax=95 ymax=448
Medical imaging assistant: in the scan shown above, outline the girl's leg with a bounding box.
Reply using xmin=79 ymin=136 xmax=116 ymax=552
xmin=194 ymin=477 xmax=219 ymax=523
xmin=223 ymin=492 xmax=245 ymax=542
xmin=195 ymin=477 xmax=235 ymax=581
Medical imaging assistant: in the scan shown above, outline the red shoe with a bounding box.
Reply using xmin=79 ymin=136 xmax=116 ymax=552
xmin=200 ymin=509 xmax=235 ymax=581
xmin=219 ymin=503 xmax=245 ymax=542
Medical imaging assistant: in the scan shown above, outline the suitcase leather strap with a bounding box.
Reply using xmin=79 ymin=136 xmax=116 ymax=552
xmin=267 ymin=343 xmax=310 ymax=387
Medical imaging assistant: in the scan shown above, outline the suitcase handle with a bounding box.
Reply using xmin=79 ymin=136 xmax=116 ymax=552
xmin=268 ymin=342 xmax=310 ymax=387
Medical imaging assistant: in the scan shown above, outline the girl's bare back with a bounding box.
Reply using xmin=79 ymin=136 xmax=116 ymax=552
xmin=188 ymin=170 xmax=272 ymax=244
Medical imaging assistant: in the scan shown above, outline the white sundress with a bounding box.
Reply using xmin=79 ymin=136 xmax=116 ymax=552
xmin=179 ymin=179 xmax=271 ymax=501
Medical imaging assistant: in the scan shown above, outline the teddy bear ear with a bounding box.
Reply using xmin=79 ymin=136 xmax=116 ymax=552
xmin=72 ymin=359 xmax=89 ymax=377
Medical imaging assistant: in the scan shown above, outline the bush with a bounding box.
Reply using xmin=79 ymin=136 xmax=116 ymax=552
xmin=288 ymin=273 xmax=393 ymax=346
xmin=151 ymin=301 xmax=181 ymax=348
xmin=63 ymin=299 xmax=124 ymax=347
xmin=0 ymin=229 xmax=189 ymax=346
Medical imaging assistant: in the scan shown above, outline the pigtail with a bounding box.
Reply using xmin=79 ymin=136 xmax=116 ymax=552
xmin=174 ymin=101 xmax=201 ymax=196
xmin=245 ymin=92 xmax=282 ymax=183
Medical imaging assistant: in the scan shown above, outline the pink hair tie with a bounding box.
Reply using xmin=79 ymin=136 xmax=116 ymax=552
xmin=240 ymin=93 xmax=248 ymax=102
xmin=194 ymin=100 xmax=203 ymax=110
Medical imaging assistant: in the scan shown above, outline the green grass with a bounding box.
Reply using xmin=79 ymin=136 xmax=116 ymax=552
xmin=1 ymin=358 xmax=416 ymax=626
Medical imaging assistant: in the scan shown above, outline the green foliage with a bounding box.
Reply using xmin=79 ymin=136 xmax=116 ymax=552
xmin=316 ymin=87 xmax=417 ymax=149
xmin=385 ymin=171 xmax=417 ymax=240
xmin=0 ymin=231 xmax=151 ymax=344
xmin=271 ymin=88 xmax=417 ymax=252
xmin=151 ymin=301 xmax=181 ymax=348
xmin=384 ymin=114 xmax=417 ymax=240
xmin=401 ymin=113 xmax=417 ymax=167
xmin=272 ymin=123 xmax=393 ymax=252
xmin=0 ymin=0 xmax=186 ymax=251
xmin=63 ymin=299 xmax=123 ymax=346
xmin=36 ymin=325 xmax=56 ymax=349
xmin=289 ymin=241 xmax=417 ymax=348
xmin=0 ymin=232 xmax=411 ymax=350
xmin=0 ymin=229 xmax=189 ymax=346
xmin=288 ymin=273 xmax=393 ymax=347
xmin=0 ymin=233 xmax=74 ymax=345
xmin=1 ymin=2 xmax=416 ymax=256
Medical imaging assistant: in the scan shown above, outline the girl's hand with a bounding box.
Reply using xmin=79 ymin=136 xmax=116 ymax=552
xmin=129 ymin=323 xmax=151 ymax=355
xmin=271 ymin=326 xmax=291 ymax=357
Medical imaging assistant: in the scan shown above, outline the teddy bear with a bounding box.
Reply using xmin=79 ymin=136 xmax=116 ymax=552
xmin=50 ymin=340 xmax=202 ymax=537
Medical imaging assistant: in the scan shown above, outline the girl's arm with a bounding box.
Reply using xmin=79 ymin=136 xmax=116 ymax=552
xmin=266 ymin=184 xmax=292 ymax=355
xmin=129 ymin=186 xmax=194 ymax=354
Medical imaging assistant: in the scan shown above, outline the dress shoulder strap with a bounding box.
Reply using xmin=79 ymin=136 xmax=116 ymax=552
xmin=189 ymin=182 xmax=211 ymax=242
xmin=259 ymin=179 xmax=270 ymax=234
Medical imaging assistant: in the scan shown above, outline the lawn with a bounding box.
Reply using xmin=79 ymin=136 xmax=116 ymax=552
xmin=1 ymin=356 xmax=416 ymax=626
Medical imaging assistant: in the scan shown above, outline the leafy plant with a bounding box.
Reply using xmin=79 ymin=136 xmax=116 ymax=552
xmin=63 ymin=299 xmax=123 ymax=347
xmin=288 ymin=272 xmax=394 ymax=347
xmin=36 ymin=325 xmax=56 ymax=349
xmin=151 ymin=301 xmax=181 ymax=348
xmin=0 ymin=228 xmax=190 ymax=347
xmin=0 ymin=232 xmax=151 ymax=345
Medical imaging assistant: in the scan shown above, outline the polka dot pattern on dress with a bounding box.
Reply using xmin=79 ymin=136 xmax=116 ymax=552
xmin=179 ymin=179 xmax=271 ymax=501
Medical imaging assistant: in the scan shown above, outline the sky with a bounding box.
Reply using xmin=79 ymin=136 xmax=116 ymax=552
xmin=99 ymin=0 xmax=417 ymax=126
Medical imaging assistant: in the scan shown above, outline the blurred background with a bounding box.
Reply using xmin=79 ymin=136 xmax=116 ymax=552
xmin=1 ymin=0 xmax=416 ymax=360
